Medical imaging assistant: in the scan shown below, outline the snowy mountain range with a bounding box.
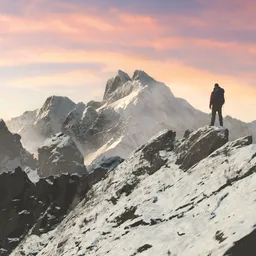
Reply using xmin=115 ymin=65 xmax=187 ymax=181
xmin=6 ymin=70 xmax=256 ymax=165
xmin=1 ymin=70 xmax=256 ymax=255
xmin=2 ymin=125 xmax=256 ymax=256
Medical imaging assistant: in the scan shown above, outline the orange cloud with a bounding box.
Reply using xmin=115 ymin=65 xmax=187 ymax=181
xmin=3 ymin=46 xmax=255 ymax=121
xmin=1 ymin=1 xmax=256 ymax=122
xmin=7 ymin=69 xmax=103 ymax=89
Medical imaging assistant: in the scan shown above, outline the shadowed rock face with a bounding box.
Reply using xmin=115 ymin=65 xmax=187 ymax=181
xmin=38 ymin=133 xmax=87 ymax=177
xmin=0 ymin=168 xmax=88 ymax=254
xmin=175 ymin=126 xmax=229 ymax=170
xmin=139 ymin=130 xmax=176 ymax=175
xmin=103 ymin=70 xmax=132 ymax=102
xmin=0 ymin=164 xmax=111 ymax=255
xmin=0 ymin=119 xmax=22 ymax=162
xmin=223 ymin=229 xmax=256 ymax=256
xmin=88 ymin=156 xmax=124 ymax=173
xmin=0 ymin=119 xmax=37 ymax=173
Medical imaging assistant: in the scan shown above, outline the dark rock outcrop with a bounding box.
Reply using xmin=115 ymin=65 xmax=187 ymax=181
xmin=132 ymin=70 xmax=156 ymax=85
xmin=63 ymin=105 xmax=122 ymax=157
xmin=38 ymin=133 xmax=87 ymax=177
xmin=89 ymin=156 xmax=124 ymax=173
xmin=103 ymin=70 xmax=132 ymax=101
xmin=175 ymin=126 xmax=229 ymax=170
xmin=0 ymin=119 xmax=37 ymax=174
xmin=224 ymin=229 xmax=256 ymax=256
xmin=210 ymin=135 xmax=253 ymax=158
xmin=0 ymin=163 xmax=112 ymax=255
xmin=86 ymin=100 xmax=103 ymax=109
xmin=139 ymin=130 xmax=176 ymax=175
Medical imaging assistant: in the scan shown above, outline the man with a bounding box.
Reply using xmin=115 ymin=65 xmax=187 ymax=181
xmin=209 ymin=83 xmax=225 ymax=126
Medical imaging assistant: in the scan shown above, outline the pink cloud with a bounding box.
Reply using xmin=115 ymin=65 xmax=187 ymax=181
xmin=1 ymin=0 xmax=256 ymax=121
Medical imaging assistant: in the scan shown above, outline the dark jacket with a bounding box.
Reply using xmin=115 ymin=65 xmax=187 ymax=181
xmin=210 ymin=87 xmax=225 ymax=108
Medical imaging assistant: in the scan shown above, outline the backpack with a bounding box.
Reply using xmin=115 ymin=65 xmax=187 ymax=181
xmin=213 ymin=87 xmax=225 ymax=105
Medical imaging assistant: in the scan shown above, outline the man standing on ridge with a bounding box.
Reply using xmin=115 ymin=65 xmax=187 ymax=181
xmin=209 ymin=83 xmax=225 ymax=126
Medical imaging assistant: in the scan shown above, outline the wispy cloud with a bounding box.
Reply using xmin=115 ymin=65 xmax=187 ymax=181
xmin=0 ymin=0 xmax=256 ymax=121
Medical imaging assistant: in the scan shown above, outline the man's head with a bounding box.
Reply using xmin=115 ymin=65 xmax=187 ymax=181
xmin=214 ymin=83 xmax=219 ymax=89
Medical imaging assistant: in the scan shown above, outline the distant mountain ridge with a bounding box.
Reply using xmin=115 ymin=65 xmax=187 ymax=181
xmin=6 ymin=70 xmax=256 ymax=164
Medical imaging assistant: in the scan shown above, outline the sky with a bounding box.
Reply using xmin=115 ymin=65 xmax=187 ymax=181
xmin=0 ymin=0 xmax=256 ymax=122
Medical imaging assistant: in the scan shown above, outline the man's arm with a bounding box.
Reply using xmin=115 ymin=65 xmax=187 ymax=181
xmin=209 ymin=92 xmax=213 ymax=109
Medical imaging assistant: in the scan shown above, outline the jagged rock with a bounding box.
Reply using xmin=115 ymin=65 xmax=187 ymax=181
xmin=86 ymin=100 xmax=103 ymax=109
xmin=0 ymin=168 xmax=90 ymax=255
xmin=62 ymin=102 xmax=86 ymax=129
xmin=82 ymin=108 xmax=122 ymax=151
xmin=0 ymin=160 xmax=116 ymax=255
xmin=0 ymin=119 xmax=37 ymax=177
xmin=210 ymin=135 xmax=253 ymax=158
xmin=104 ymin=70 xmax=132 ymax=101
xmin=62 ymin=106 xmax=98 ymax=145
xmin=38 ymin=133 xmax=87 ymax=177
xmin=132 ymin=70 xmax=156 ymax=85
xmin=88 ymin=156 xmax=124 ymax=173
xmin=183 ymin=129 xmax=192 ymax=139
xmin=63 ymin=106 xmax=122 ymax=157
xmin=139 ymin=130 xmax=176 ymax=175
xmin=175 ymin=126 xmax=229 ymax=170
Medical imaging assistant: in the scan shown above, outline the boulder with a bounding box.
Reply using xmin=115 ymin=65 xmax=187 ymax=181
xmin=138 ymin=130 xmax=176 ymax=175
xmin=88 ymin=156 xmax=124 ymax=173
xmin=38 ymin=133 xmax=87 ymax=177
xmin=175 ymin=126 xmax=229 ymax=170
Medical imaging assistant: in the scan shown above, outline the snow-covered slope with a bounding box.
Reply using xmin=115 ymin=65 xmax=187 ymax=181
xmin=10 ymin=126 xmax=256 ymax=256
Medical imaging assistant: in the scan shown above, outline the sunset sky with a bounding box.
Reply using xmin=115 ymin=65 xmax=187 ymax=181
xmin=0 ymin=0 xmax=256 ymax=122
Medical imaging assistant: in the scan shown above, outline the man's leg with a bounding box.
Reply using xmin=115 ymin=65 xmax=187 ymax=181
xmin=218 ymin=107 xmax=223 ymax=126
xmin=210 ymin=107 xmax=217 ymax=126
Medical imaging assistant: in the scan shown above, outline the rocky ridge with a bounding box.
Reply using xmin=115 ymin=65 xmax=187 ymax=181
xmin=4 ymin=126 xmax=256 ymax=256
xmin=0 ymin=120 xmax=88 ymax=179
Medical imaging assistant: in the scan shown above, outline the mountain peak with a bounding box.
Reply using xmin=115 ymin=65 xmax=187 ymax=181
xmin=103 ymin=71 xmax=131 ymax=101
xmin=44 ymin=95 xmax=74 ymax=105
xmin=38 ymin=96 xmax=76 ymax=116
xmin=117 ymin=70 xmax=131 ymax=83
xmin=0 ymin=118 xmax=8 ymax=132
xmin=132 ymin=70 xmax=156 ymax=84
